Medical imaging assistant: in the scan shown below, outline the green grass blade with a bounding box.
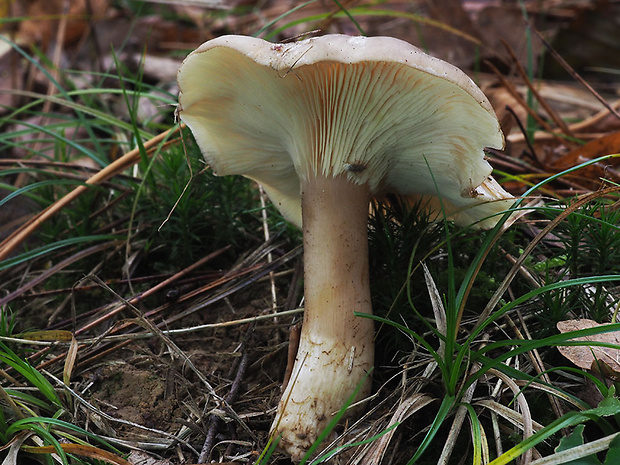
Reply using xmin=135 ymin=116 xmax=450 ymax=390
xmin=407 ymin=395 xmax=455 ymax=464
xmin=0 ymin=180 xmax=85 ymax=209
xmin=331 ymin=0 xmax=365 ymax=35
xmin=0 ymin=342 xmax=62 ymax=407
xmin=255 ymin=0 xmax=317 ymax=38
xmin=489 ymin=398 xmax=620 ymax=465
xmin=0 ymin=234 xmax=121 ymax=272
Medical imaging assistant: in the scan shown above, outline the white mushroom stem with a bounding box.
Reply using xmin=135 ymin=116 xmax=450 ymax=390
xmin=272 ymin=174 xmax=375 ymax=460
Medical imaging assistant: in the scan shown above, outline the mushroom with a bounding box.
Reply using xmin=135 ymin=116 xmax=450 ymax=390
xmin=177 ymin=34 xmax=513 ymax=460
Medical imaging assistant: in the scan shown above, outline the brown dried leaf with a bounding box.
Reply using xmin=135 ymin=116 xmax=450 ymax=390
xmin=551 ymin=131 xmax=620 ymax=183
xmin=22 ymin=443 xmax=132 ymax=465
xmin=477 ymin=4 xmax=543 ymax=68
xmin=14 ymin=0 xmax=109 ymax=49
xmin=556 ymin=319 xmax=620 ymax=379
xmin=63 ymin=334 xmax=78 ymax=386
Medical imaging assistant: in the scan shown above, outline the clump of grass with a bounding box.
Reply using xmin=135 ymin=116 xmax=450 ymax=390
xmin=326 ymin=166 xmax=620 ymax=464
xmin=138 ymin=138 xmax=278 ymax=269
xmin=0 ymin=329 xmax=132 ymax=465
xmin=545 ymin=199 xmax=620 ymax=323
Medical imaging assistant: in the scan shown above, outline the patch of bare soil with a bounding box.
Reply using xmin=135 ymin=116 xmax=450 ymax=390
xmin=92 ymin=362 xmax=180 ymax=437
xmin=77 ymin=287 xmax=294 ymax=462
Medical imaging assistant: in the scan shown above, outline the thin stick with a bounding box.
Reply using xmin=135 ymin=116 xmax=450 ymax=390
xmin=259 ymin=185 xmax=278 ymax=313
xmin=198 ymin=343 xmax=250 ymax=463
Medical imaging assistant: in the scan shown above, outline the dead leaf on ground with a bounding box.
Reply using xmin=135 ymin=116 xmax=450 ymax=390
xmin=7 ymin=0 xmax=109 ymax=50
xmin=551 ymin=131 xmax=620 ymax=183
xmin=557 ymin=319 xmax=620 ymax=380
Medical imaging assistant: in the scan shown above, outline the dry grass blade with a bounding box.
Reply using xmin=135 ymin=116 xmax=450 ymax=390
xmin=487 ymin=369 xmax=534 ymax=465
xmin=423 ymin=262 xmax=446 ymax=352
xmin=361 ymin=393 xmax=436 ymax=464
xmin=438 ymin=366 xmax=479 ymax=465
xmin=528 ymin=432 xmax=620 ymax=465
xmin=477 ymin=420 xmax=491 ymax=465
xmin=22 ymin=443 xmax=132 ymax=465
xmin=62 ymin=334 xmax=78 ymax=387
xmin=474 ymin=400 xmax=544 ymax=433
xmin=0 ymin=126 xmax=180 ymax=262
xmin=258 ymin=185 xmax=278 ymax=313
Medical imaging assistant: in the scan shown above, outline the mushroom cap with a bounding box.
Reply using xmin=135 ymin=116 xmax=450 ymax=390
xmin=178 ymin=34 xmax=511 ymax=228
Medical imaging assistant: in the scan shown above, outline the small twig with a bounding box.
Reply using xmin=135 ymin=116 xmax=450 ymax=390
xmin=198 ymin=342 xmax=251 ymax=463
